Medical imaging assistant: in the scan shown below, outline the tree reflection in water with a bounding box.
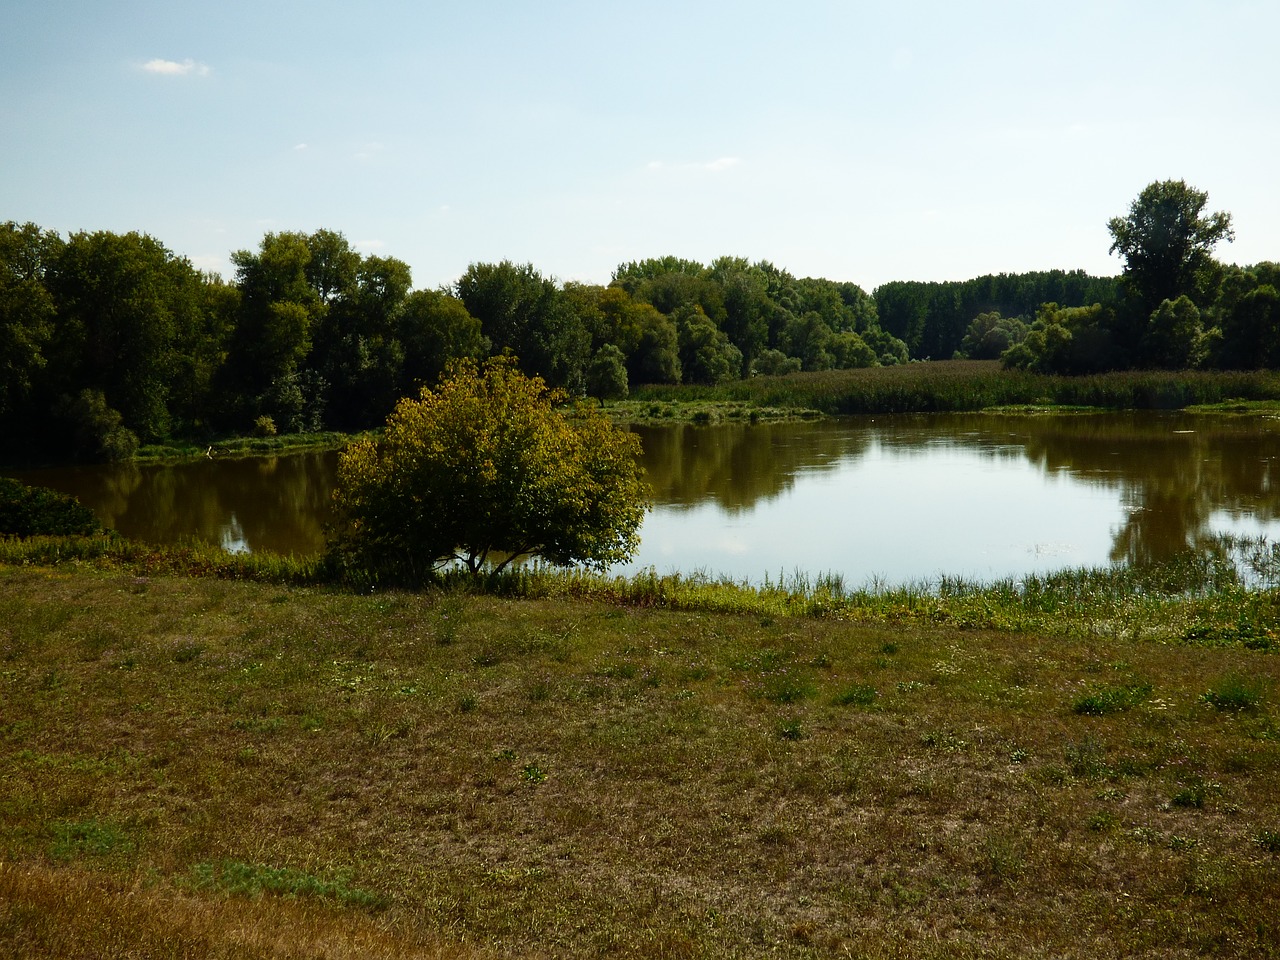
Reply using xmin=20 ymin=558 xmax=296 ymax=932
xmin=7 ymin=413 xmax=1280 ymax=578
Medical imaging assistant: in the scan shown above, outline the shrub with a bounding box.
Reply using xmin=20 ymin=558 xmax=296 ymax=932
xmin=328 ymin=358 xmax=650 ymax=585
xmin=0 ymin=478 xmax=105 ymax=537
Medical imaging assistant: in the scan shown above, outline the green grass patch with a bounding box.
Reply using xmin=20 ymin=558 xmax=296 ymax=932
xmin=1072 ymin=680 xmax=1153 ymax=716
xmin=188 ymin=860 xmax=386 ymax=909
xmin=1201 ymin=675 xmax=1268 ymax=713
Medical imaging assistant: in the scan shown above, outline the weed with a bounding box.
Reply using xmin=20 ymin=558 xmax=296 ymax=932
xmin=776 ymin=719 xmax=805 ymax=741
xmin=172 ymin=641 xmax=204 ymax=664
xmin=1201 ymin=675 xmax=1267 ymax=713
xmin=50 ymin=819 xmax=135 ymax=860
xmin=1255 ymin=830 xmax=1280 ymax=853
xmin=1171 ymin=778 xmax=1219 ymax=809
xmin=833 ymin=683 xmax=878 ymax=707
xmin=1087 ymin=812 xmax=1119 ymax=832
xmin=1064 ymin=736 xmax=1108 ymax=778
xmin=1073 ymin=680 xmax=1153 ymax=715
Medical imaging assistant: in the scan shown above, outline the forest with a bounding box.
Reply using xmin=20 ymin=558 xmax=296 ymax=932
xmin=2 ymin=180 xmax=1276 ymax=462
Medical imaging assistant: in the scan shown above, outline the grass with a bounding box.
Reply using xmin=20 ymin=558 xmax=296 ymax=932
xmin=1 ymin=561 xmax=1278 ymax=957
xmin=134 ymin=430 xmax=356 ymax=464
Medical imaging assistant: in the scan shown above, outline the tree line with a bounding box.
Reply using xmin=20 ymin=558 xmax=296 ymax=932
xmin=2 ymin=180 xmax=1274 ymax=461
xmin=966 ymin=181 xmax=1277 ymax=375
xmin=0 ymin=226 xmax=918 ymax=461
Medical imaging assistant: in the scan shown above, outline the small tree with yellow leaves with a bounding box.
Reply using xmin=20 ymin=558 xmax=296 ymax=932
xmin=328 ymin=357 xmax=648 ymax=584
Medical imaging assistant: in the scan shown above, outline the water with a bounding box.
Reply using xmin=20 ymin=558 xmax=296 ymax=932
xmin=9 ymin=411 xmax=1280 ymax=585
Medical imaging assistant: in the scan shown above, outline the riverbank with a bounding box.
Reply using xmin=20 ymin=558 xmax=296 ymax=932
xmin=12 ymin=362 xmax=1280 ymax=470
xmin=1 ymin=562 xmax=1277 ymax=958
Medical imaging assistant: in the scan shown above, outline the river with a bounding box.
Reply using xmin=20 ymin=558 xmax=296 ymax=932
xmin=8 ymin=412 xmax=1280 ymax=585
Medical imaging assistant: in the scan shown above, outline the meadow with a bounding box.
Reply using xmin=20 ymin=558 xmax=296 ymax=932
xmin=1 ymin=548 xmax=1278 ymax=958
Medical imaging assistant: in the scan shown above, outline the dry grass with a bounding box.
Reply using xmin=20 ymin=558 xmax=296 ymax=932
xmin=0 ymin=861 xmax=483 ymax=959
xmin=2 ymin=565 xmax=1278 ymax=957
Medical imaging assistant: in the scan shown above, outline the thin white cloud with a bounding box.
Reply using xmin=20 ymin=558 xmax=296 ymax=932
xmin=141 ymin=58 xmax=211 ymax=77
xmin=704 ymin=157 xmax=741 ymax=173
xmin=293 ymin=143 xmax=309 ymax=151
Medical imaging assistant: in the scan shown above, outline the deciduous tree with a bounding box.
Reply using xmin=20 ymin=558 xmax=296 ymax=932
xmin=329 ymin=358 xmax=649 ymax=584
xmin=1108 ymin=180 xmax=1233 ymax=315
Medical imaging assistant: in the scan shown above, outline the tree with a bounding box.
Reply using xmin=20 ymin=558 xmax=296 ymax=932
xmin=0 ymin=222 xmax=61 ymax=421
xmin=224 ymin=231 xmax=321 ymax=425
xmin=586 ymin=343 xmax=629 ymax=401
xmin=957 ymin=311 xmax=1028 ymax=360
xmin=1143 ymin=296 xmax=1205 ymax=369
xmin=329 ymin=358 xmax=649 ymax=584
xmin=675 ymin=304 xmax=741 ymax=385
xmin=47 ymin=230 xmax=203 ymax=442
xmin=1000 ymin=303 xmax=1115 ymax=374
xmin=1217 ymin=282 xmax=1280 ymax=369
xmin=455 ymin=261 xmax=590 ymax=391
xmin=397 ymin=288 xmax=489 ymax=391
xmin=1108 ymin=180 xmax=1234 ymax=317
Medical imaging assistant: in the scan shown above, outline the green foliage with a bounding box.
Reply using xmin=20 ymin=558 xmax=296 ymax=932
xmin=1001 ymin=303 xmax=1116 ymax=374
xmin=958 ymin=311 xmax=1028 ymax=360
xmin=189 ymin=860 xmax=385 ymax=909
xmin=1201 ymin=676 xmax=1266 ymax=713
xmin=0 ymin=478 xmax=105 ymax=537
xmin=329 ymin=357 xmax=650 ymax=584
xmin=1108 ymin=179 xmax=1234 ymax=315
xmin=675 ymin=304 xmax=741 ymax=385
xmin=1072 ymin=680 xmax=1153 ymax=716
xmin=1215 ymin=273 xmax=1280 ymax=369
xmin=1144 ymin=295 xmax=1205 ymax=369
xmin=586 ymin=343 xmax=629 ymax=400
xmin=875 ymin=270 xmax=1119 ymax=360
xmin=397 ymin=288 xmax=488 ymax=390
xmin=456 ymin=260 xmax=590 ymax=390
xmin=752 ymin=348 xmax=802 ymax=376
xmin=0 ymin=222 xmax=61 ymax=420
xmin=60 ymin=388 xmax=139 ymax=462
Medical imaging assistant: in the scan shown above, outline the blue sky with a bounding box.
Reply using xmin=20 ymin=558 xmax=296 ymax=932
xmin=3 ymin=1 xmax=1276 ymax=293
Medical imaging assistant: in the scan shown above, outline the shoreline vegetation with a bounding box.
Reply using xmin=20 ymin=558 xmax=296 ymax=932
xmin=25 ymin=361 xmax=1280 ymax=468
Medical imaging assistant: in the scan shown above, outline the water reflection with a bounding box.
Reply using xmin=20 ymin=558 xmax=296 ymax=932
xmin=8 ymin=412 xmax=1280 ymax=581
xmin=627 ymin=413 xmax=1280 ymax=580
xmin=9 ymin=454 xmax=339 ymax=557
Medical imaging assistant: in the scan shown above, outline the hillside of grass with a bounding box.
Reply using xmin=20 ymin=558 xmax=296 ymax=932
xmin=1 ymin=562 xmax=1278 ymax=958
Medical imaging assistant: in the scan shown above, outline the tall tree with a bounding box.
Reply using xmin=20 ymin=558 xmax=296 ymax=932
xmin=1107 ymin=180 xmax=1233 ymax=316
xmin=397 ymin=289 xmax=489 ymax=392
xmin=46 ymin=230 xmax=202 ymax=442
xmin=0 ymin=222 xmax=61 ymax=423
xmin=455 ymin=261 xmax=589 ymax=391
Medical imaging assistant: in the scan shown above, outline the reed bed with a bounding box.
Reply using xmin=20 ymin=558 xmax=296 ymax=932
xmin=631 ymin=361 xmax=1280 ymax=415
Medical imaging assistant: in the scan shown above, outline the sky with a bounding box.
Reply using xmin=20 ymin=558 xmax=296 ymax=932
xmin=3 ymin=1 xmax=1277 ymax=294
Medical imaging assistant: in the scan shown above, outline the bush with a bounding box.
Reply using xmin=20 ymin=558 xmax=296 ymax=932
xmin=62 ymin=389 xmax=138 ymax=462
xmin=0 ymin=478 xmax=106 ymax=537
xmin=329 ymin=358 xmax=650 ymax=585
